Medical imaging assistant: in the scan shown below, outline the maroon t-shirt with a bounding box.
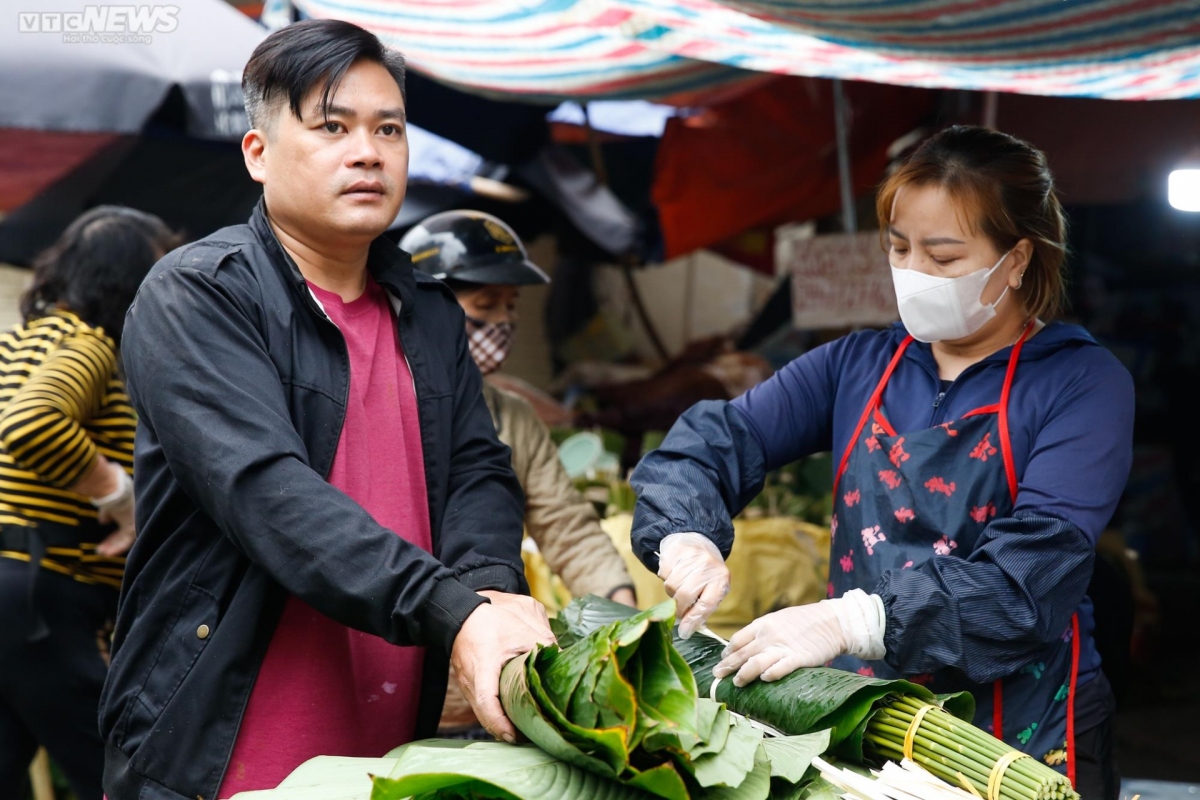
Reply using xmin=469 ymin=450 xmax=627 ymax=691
xmin=218 ymin=278 xmax=433 ymax=796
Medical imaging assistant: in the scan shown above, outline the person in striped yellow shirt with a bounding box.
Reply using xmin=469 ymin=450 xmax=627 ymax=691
xmin=0 ymin=206 xmax=179 ymax=800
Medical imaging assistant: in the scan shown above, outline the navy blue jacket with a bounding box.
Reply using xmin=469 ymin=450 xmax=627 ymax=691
xmin=100 ymin=201 xmax=526 ymax=800
xmin=631 ymin=322 xmax=1133 ymax=686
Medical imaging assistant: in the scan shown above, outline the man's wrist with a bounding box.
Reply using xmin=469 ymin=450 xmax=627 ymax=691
xmin=426 ymin=576 xmax=491 ymax=654
xmin=457 ymin=563 xmax=525 ymax=595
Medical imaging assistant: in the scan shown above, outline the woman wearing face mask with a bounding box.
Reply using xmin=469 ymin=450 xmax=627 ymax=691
xmin=629 ymin=126 xmax=1131 ymax=799
xmin=399 ymin=210 xmax=637 ymax=735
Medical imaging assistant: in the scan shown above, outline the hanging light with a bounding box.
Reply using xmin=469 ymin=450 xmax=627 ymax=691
xmin=1168 ymin=170 xmax=1200 ymax=212
xmin=1169 ymin=146 xmax=1200 ymax=212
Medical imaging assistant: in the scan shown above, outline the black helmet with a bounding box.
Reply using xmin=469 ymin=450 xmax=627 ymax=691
xmin=399 ymin=210 xmax=550 ymax=286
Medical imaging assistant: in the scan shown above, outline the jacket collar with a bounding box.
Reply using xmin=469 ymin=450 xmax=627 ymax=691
xmin=892 ymin=318 xmax=1097 ymax=371
xmin=248 ymin=197 xmax=417 ymax=316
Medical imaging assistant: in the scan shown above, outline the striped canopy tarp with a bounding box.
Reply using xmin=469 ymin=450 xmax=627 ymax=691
xmin=292 ymin=0 xmax=1200 ymax=101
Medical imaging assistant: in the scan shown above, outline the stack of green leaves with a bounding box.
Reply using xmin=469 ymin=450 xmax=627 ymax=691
xmin=865 ymin=697 xmax=1079 ymax=800
xmin=497 ymin=600 xmax=829 ymax=800
xmin=557 ymin=597 xmax=974 ymax=764
xmin=558 ymin=597 xmax=1077 ymax=800
xmin=370 ymin=599 xmax=830 ymax=800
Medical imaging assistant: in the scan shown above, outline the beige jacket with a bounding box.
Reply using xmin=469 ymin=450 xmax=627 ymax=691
xmin=484 ymin=382 xmax=633 ymax=598
xmin=440 ymin=384 xmax=634 ymax=733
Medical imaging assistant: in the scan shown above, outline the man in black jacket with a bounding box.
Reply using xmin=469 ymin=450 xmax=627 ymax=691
xmin=100 ymin=19 xmax=552 ymax=800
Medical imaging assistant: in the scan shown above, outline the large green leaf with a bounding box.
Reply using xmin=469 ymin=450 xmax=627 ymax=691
xmin=370 ymin=741 xmax=648 ymax=800
xmin=759 ymin=730 xmax=831 ymax=784
xmin=692 ymin=748 xmax=773 ymax=800
xmin=675 ymin=632 xmax=972 ymax=761
xmin=503 ymin=598 xmax=777 ymax=800
xmin=228 ymin=756 xmax=396 ymax=800
xmin=625 ymin=762 xmax=690 ymax=800
xmin=500 ymin=648 xmax=626 ymax=777
xmin=687 ymin=718 xmax=762 ymax=789
xmin=551 ymin=595 xmax=642 ymax=647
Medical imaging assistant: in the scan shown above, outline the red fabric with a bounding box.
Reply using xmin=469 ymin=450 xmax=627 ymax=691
xmin=0 ymin=129 xmax=124 ymax=212
xmin=652 ymin=77 xmax=935 ymax=259
xmin=998 ymin=322 xmax=1035 ymax=505
xmin=1067 ymin=613 xmax=1081 ymax=788
xmin=218 ymin=278 xmax=432 ymax=798
xmin=993 ymin=681 xmax=1004 ymax=741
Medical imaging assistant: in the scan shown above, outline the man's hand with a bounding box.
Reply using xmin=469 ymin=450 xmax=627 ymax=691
xmin=451 ymin=590 xmax=555 ymax=743
xmin=657 ymin=532 xmax=730 ymax=639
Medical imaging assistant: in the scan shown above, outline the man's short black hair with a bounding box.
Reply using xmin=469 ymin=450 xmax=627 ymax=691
xmin=241 ymin=18 xmax=406 ymax=131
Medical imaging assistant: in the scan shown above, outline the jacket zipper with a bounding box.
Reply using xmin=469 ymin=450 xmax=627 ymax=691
xmin=922 ymin=356 xmax=1004 ymax=427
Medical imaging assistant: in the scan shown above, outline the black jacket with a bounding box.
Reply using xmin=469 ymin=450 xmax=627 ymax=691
xmin=100 ymin=200 xmax=526 ymax=800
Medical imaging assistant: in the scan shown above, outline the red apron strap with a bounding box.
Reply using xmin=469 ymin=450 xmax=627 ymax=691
xmin=1067 ymin=613 xmax=1081 ymax=788
xmin=997 ymin=322 xmax=1035 ymax=504
xmin=872 ymin=408 xmax=898 ymax=437
xmin=960 ymin=403 xmax=1000 ymax=418
xmin=834 ymin=337 xmax=913 ymax=497
xmin=993 ymin=681 xmax=1003 ymax=741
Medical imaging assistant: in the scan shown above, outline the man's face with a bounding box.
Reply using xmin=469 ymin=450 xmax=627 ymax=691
xmin=246 ymin=59 xmax=409 ymax=245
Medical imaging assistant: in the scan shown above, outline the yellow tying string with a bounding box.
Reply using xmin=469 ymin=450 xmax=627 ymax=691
xmin=902 ymin=704 xmax=935 ymax=761
xmin=956 ymin=772 xmax=984 ymax=799
xmin=987 ymin=751 xmax=1031 ymax=800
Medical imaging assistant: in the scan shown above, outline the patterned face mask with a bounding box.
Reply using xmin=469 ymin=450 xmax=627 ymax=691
xmin=466 ymin=317 xmax=515 ymax=375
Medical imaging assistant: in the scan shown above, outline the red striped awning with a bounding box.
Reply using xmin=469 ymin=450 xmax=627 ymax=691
xmin=291 ymin=0 xmax=1200 ymax=101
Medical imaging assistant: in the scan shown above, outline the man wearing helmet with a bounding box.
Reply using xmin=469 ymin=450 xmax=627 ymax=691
xmin=400 ymin=210 xmax=637 ymax=735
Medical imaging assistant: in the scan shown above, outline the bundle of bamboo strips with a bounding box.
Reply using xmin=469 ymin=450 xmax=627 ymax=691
xmin=864 ymin=697 xmax=1078 ymax=800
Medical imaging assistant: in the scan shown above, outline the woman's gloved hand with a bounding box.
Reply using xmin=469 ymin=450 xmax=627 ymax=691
xmin=713 ymin=589 xmax=886 ymax=686
xmin=657 ymin=532 xmax=731 ymax=639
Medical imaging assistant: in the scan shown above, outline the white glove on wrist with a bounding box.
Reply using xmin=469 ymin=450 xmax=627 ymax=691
xmin=90 ymin=463 xmax=133 ymax=510
xmin=90 ymin=463 xmax=136 ymax=557
xmin=712 ymin=589 xmax=887 ymax=687
xmin=657 ymin=532 xmax=731 ymax=640
xmin=834 ymin=588 xmax=887 ymax=661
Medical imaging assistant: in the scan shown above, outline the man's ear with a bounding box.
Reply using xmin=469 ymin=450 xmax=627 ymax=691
xmin=242 ymin=127 xmax=268 ymax=185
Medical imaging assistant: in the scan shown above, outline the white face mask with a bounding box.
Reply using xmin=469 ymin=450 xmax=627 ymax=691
xmin=890 ymin=250 xmax=1013 ymax=343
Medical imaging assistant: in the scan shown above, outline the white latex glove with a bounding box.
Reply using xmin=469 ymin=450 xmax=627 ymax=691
xmin=91 ymin=464 xmax=136 ymax=557
xmin=657 ymin=532 xmax=730 ymax=640
xmin=712 ymin=589 xmax=886 ymax=687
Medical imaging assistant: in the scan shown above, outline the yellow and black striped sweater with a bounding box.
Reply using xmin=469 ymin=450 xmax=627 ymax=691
xmin=0 ymin=310 xmax=135 ymax=589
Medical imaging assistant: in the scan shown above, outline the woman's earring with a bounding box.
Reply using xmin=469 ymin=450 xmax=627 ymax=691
xmin=1016 ymin=273 xmax=1025 ymax=290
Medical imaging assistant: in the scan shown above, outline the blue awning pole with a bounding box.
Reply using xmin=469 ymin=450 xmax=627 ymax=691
xmin=832 ymin=79 xmax=857 ymax=233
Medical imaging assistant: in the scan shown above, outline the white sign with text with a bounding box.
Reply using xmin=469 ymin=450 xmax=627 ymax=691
xmin=778 ymin=227 xmax=900 ymax=330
